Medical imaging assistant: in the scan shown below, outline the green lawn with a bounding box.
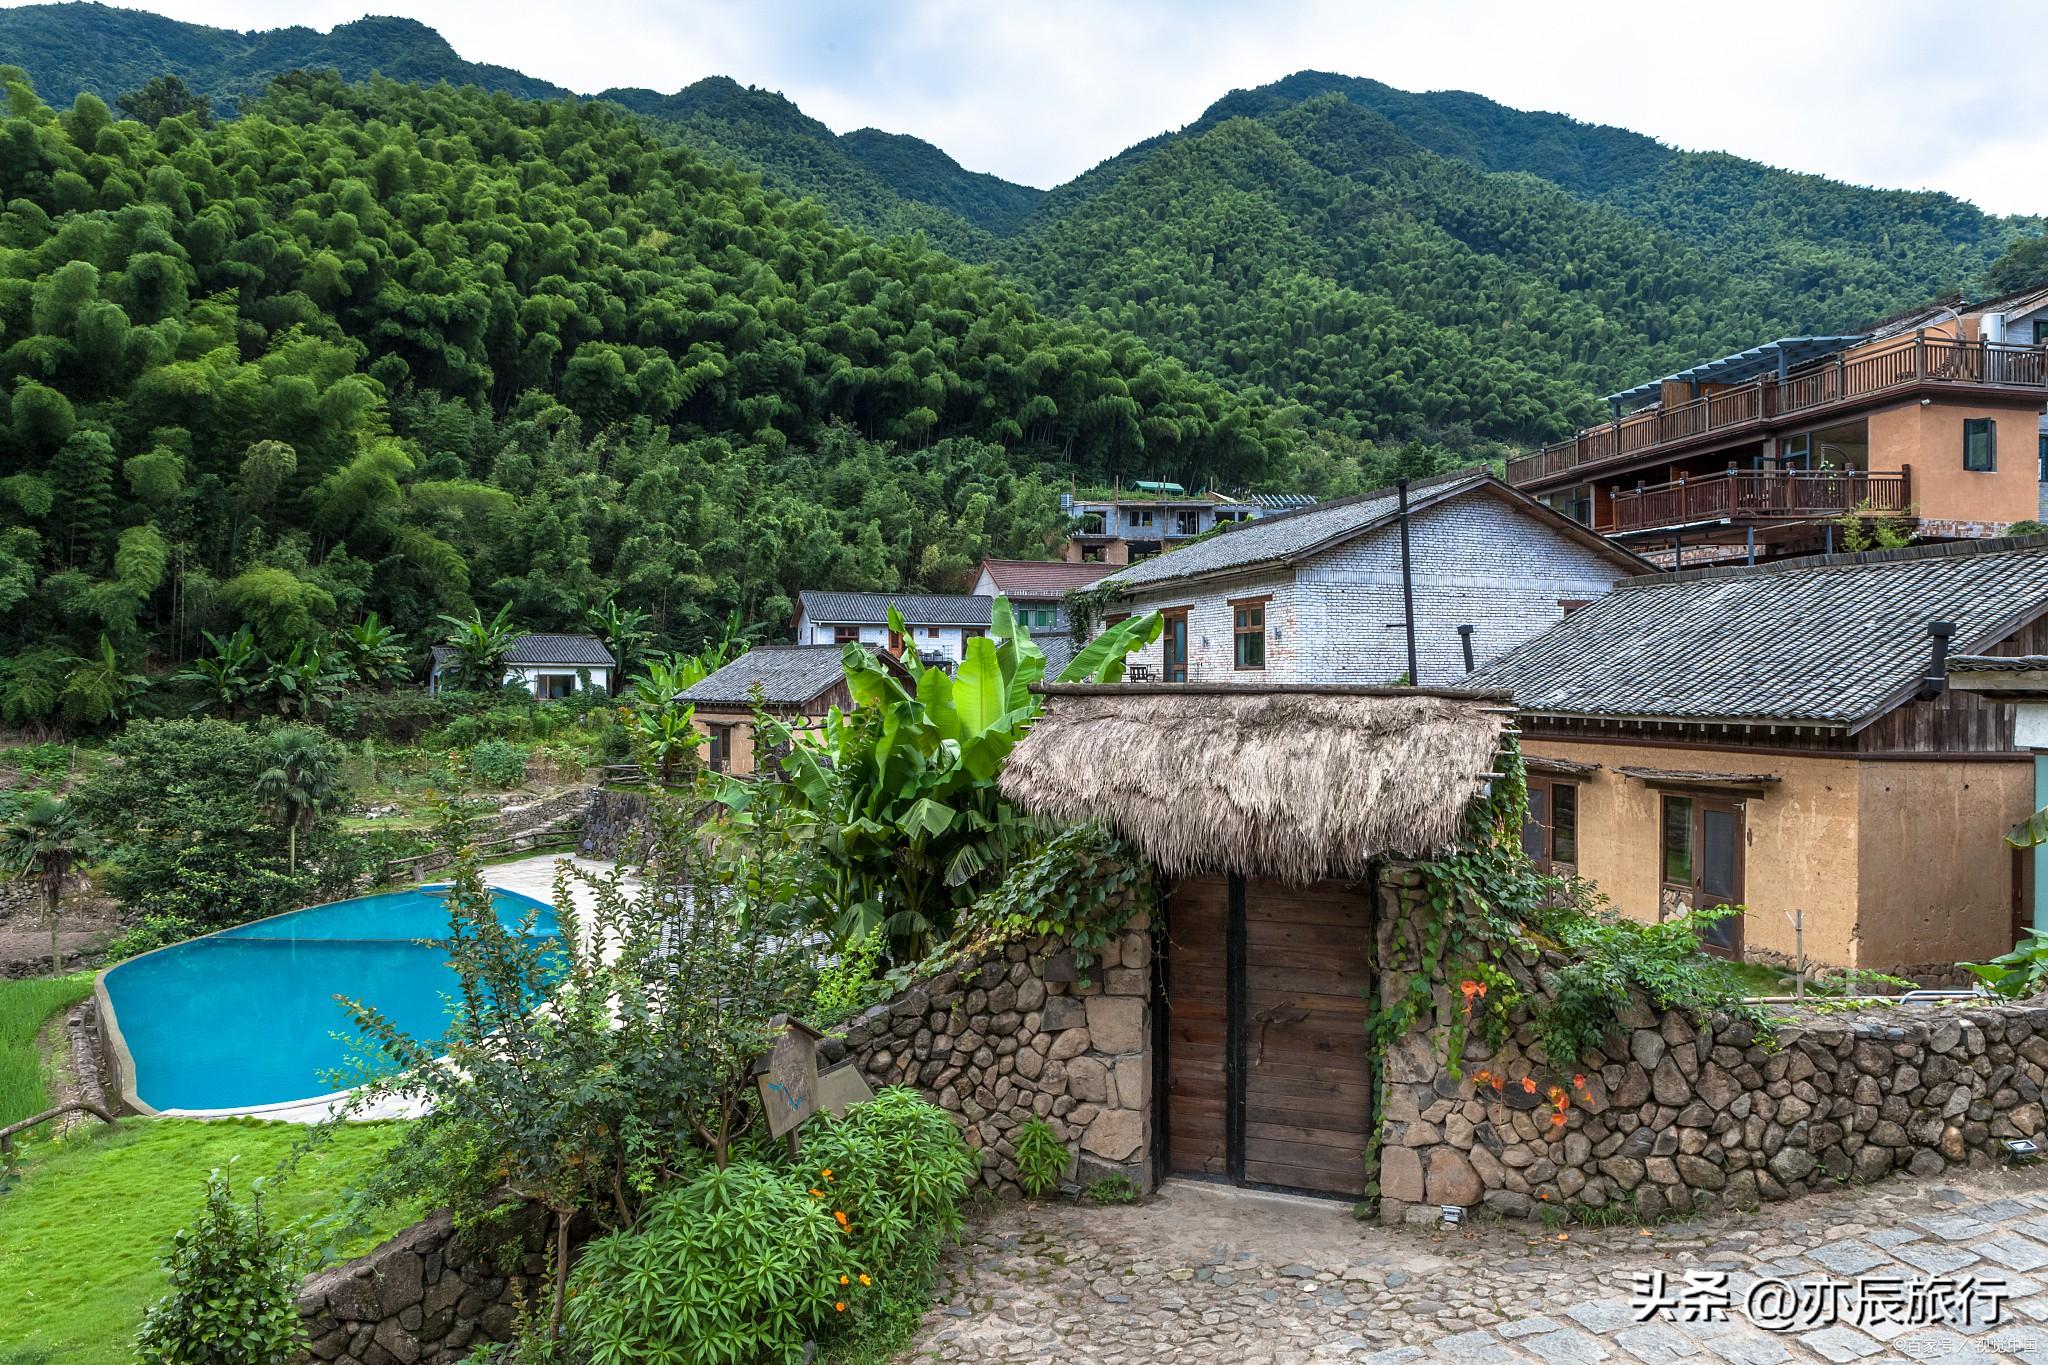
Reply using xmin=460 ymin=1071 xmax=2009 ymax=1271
xmin=0 ymin=975 xmax=94 ymax=1128
xmin=0 ymin=1118 xmax=416 ymax=1365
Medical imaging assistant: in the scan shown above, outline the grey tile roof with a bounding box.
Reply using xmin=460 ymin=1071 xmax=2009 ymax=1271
xmin=1037 ymin=632 xmax=1076 ymax=678
xmin=797 ymin=590 xmax=993 ymax=627
xmin=677 ymin=646 xmax=852 ymax=707
xmin=1950 ymin=654 xmax=2048 ymax=672
xmin=503 ymin=633 xmax=615 ymax=666
xmin=1472 ymin=538 xmax=2048 ymax=728
xmin=1094 ymin=470 xmax=1636 ymax=592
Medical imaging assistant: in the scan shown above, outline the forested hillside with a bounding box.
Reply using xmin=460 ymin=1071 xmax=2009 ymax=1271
xmin=0 ymin=67 xmax=1291 ymax=725
xmin=8 ymin=4 xmax=2037 ymax=453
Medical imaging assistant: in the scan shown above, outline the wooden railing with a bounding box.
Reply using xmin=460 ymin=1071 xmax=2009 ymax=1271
xmin=1605 ymin=467 xmax=1912 ymax=534
xmin=1507 ymin=336 xmax=2048 ymax=486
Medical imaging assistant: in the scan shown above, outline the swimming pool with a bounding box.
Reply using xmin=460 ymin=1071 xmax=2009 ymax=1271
xmin=98 ymin=885 xmax=559 ymax=1114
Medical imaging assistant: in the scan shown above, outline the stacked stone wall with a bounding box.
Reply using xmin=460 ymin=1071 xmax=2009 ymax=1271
xmin=1376 ymin=864 xmax=2048 ymax=1225
xmin=295 ymin=1204 xmax=551 ymax=1364
xmin=839 ymin=915 xmax=1153 ymax=1197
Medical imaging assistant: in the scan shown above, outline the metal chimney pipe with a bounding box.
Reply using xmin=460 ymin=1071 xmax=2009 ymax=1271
xmin=1457 ymin=623 xmax=1476 ymax=674
xmin=1918 ymin=620 xmax=1958 ymax=700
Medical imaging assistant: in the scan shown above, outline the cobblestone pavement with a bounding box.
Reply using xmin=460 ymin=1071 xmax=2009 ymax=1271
xmin=908 ymin=1168 xmax=2048 ymax=1362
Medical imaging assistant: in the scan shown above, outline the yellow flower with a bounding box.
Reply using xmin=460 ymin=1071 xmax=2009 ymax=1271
xmin=822 ymin=1169 xmax=835 ymax=1181
xmin=839 ymin=1275 xmax=849 ymax=1285
xmin=810 ymin=1189 xmax=824 ymax=1198
xmin=835 ymin=1302 xmax=846 ymax=1313
xmin=858 ymin=1274 xmax=871 ymax=1287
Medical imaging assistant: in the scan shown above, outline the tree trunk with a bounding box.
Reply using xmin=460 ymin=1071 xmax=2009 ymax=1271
xmin=548 ymin=1208 xmax=572 ymax=1339
xmin=287 ymin=822 xmax=297 ymax=877
xmin=46 ymin=883 xmax=61 ymax=978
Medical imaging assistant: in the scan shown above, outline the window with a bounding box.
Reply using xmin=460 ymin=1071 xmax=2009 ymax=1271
xmin=1522 ymin=777 xmax=1578 ymax=870
xmin=2035 ymin=319 xmax=2048 ymax=346
xmin=925 ymin=627 xmax=939 ymax=639
xmin=833 ymin=626 xmax=861 ymax=645
xmin=887 ymin=628 xmax=903 ymax=655
xmin=706 ymin=723 xmax=733 ymax=773
xmin=1965 ymin=417 xmax=1997 ymax=472
xmin=1175 ymin=510 xmax=1200 ymax=535
xmin=537 ymin=673 xmax=575 ymax=700
xmin=1132 ymin=509 xmax=1154 ymax=527
xmin=1231 ymin=597 xmax=1267 ymax=670
xmin=2039 ymin=433 xmax=2047 ymax=484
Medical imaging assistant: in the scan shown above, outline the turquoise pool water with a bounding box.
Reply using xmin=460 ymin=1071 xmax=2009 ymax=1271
xmin=101 ymin=886 xmax=559 ymax=1112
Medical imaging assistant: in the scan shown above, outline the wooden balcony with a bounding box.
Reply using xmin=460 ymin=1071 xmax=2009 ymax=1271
xmin=1605 ymin=467 xmax=1912 ymax=535
xmin=1507 ymin=336 xmax=2048 ymax=488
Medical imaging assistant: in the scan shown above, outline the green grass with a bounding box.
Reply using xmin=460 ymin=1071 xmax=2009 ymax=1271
xmin=0 ymin=975 xmax=93 ymax=1128
xmin=1725 ymin=960 xmax=1792 ymax=997
xmin=0 ymin=1118 xmax=415 ymax=1365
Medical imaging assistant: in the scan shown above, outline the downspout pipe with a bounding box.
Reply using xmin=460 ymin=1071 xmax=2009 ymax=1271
xmin=1396 ymin=479 xmax=1420 ymax=686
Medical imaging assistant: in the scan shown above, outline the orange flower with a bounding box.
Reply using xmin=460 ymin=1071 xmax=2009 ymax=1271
xmin=1489 ymin=1074 xmax=1504 ymax=1091
xmin=822 ymin=1169 xmax=834 ymax=1181
xmin=839 ymin=1275 xmax=850 ymax=1285
xmin=1520 ymin=1077 xmax=1537 ymax=1095
xmin=834 ymin=1210 xmax=850 ymax=1231
xmin=835 ymin=1302 xmax=846 ymax=1313
xmin=1572 ymin=1074 xmax=1587 ymax=1090
xmin=1550 ymin=1112 xmax=1567 ymax=1128
xmin=859 ymin=1274 xmax=871 ymax=1286
xmin=810 ymin=1189 xmax=825 ymax=1198
xmin=1458 ymin=979 xmax=1482 ymax=1006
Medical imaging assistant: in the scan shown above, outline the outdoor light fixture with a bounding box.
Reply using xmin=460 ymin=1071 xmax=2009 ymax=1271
xmin=2004 ymin=1138 xmax=2040 ymax=1164
xmin=1440 ymin=1205 xmax=1463 ymax=1226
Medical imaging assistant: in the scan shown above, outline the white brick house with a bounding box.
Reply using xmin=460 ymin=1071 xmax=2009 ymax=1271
xmin=1090 ymin=471 xmax=1648 ymax=686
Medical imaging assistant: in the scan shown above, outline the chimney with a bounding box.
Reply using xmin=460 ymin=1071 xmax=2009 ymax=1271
xmin=1917 ymin=620 xmax=1958 ymax=700
xmin=1457 ymin=623 xmax=1477 ymax=674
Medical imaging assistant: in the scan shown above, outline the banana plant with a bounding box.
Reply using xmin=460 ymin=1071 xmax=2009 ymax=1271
xmin=721 ymin=597 xmax=1158 ymax=962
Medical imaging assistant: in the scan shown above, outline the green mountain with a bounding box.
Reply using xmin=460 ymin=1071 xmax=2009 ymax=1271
xmin=0 ymin=67 xmax=1287 ymax=721
xmin=0 ymin=2 xmax=569 ymax=113
xmin=2 ymin=2 xmax=2039 ymax=451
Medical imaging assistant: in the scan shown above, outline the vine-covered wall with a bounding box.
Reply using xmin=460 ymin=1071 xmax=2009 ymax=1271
xmin=1375 ymin=863 xmax=2048 ymax=1224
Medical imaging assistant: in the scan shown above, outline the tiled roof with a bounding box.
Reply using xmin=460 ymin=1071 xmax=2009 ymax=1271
xmin=504 ymin=633 xmax=615 ymax=666
xmin=797 ymin=590 xmax=992 ymax=627
xmin=1472 ymin=537 xmax=2048 ymax=728
xmin=1950 ymin=654 xmax=2048 ymax=672
xmin=677 ymin=646 xmax=852 ymax=706
xmin=977 ymin=560 xmax=1118 ymax=598
xmin=1037 ymin=632 xmax=1076 ymax=677
xmin=1095 ymin=470 xmax=1640 ymax=592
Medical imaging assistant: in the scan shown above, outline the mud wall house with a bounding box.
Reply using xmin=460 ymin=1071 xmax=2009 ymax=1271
xmin=670 ymin=645 xmax=857 ymax=775
xmin=1504 ymin=286 xmax=2048 ymax=564
xmin=1000 ymin=683 xmax=1513 ymax=1200
xmin=427 ymin=633 xmax=616 ymax=697
xmin=1469 ymin=534 xmax=2048 ymax=977
xmin=791 ymin=590 xmax=993 ymax=669
xmin=1081 ymin=471 xmax=1648 ymax=686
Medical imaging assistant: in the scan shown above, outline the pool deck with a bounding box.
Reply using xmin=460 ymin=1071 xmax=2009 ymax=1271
xmin=148 ymin=854 xmax=628 ymax=1125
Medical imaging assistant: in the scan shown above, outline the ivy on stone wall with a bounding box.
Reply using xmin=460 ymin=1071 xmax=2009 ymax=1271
xmin=967 ymin=823 xmax=1156 ymax=984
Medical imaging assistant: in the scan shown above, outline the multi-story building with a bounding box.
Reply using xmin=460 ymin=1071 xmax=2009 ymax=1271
xmin=1506 ymin=286 xmax=2048 ymax=562
xmin=1059 ymin=483 xmax=1314 ymax=565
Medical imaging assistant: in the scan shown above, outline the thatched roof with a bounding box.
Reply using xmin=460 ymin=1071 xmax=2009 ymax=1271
xmin=1001 ymin=685 xmax=1513 ymax=882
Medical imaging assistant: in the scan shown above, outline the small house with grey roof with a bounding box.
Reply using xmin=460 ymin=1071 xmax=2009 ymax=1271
xmin=1472 ymin=534 xmax=2048 ymax=978
xmin=677 ymin=644 xmax=913 ymax=775
xmin=793 ymin=590 xmax=992 ymax=669
xmin=428 ymin=632 xmax=616 ymax=698
xmin=1081 ymin=470 xmax=1647 ymax=686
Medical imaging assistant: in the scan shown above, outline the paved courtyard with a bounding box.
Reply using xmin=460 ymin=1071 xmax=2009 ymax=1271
xmin=909 ymin=1167 xmax=2048 ymax=1363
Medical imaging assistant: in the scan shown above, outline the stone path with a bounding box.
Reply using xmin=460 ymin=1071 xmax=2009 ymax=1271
xmin=908 ymin=1168 xmax=2048 ymax=1362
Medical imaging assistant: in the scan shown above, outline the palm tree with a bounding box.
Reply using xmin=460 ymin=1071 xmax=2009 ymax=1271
xmin=437 ymin=604 xmax=519 ymax=693
xmin=2 ymin=794 xmax=82 ymax=976
xmin=253 ymin=729 xmax=341 ymax=876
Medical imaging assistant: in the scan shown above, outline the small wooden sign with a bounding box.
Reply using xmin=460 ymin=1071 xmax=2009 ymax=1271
xmin=814 ymin=1061 xmax=874 ymax=1119
xmin=751 ymin=1015 xmax=824 ymax=1139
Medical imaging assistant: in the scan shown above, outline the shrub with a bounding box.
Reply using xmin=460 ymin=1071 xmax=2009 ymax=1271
xmin=810 ymin=929 xmax=886 ymax=1026
xmin=1532 ymin=905 xmax=1763 ymax=1066
xmin=102 ymin=913 xmax=200 ymax=961
xmin=467 ymin=739 xmax=528 ymax=789
xmin=135 ymin=1167 xmax=308 ymax=1365
xmin=566 ymin=1161 xmax=849 ymax=1365
xmin=1013 ymin=1116 xmax=1069 ymax=1198
xmin=1084 ymin=1175 xmax=1141 ymax=1205
xmin=326 ymin=691 xmax=465 ymax=743
xmin=800 ymin=1087 xmax=979 ymax=1255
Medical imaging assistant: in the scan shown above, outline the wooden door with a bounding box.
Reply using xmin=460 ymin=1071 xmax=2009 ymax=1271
xmin=1163 ymin=876 xmax=1228 ymax=1179
xmin=1161 ymin=611 xmax=1188 ymax=682
xmin=1162 ymin=875 xmax=1374 ymax=1197
xmin=1242 ymin=881 xmax=1375 ymax=1195
xmin=1660 ymin=794 xmax=1746 ymax=957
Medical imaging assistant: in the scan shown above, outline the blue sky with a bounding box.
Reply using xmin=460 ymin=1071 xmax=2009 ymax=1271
xmin=23 ymin=0 xmax=2048 ymax=216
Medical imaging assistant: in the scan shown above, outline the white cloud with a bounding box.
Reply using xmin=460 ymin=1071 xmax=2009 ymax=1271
xmin=14 ymin=0 xmax=2048 ymax=214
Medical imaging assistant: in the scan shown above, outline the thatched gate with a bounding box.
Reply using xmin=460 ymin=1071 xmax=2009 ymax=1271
xmin=1003 ymin=684 xmax=1511 ymax=1199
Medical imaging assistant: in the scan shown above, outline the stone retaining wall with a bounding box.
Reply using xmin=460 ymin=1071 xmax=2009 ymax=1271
xmin=295 ymin=1203 xmax=551 ymax=1364
xmin=1376 ymin=864 xmax=2048 ymax=1225
xmin=839 ymin=915 xmax=1154 ymax=1198
xmin=578 ymin=787 xmax=650 ymax=861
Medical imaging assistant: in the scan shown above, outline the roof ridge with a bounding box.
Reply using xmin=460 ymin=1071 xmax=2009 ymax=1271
xmin=1614 ymin=533 xmax=2048 ymax=590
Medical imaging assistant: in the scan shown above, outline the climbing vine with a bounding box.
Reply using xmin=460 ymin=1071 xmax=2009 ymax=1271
xmin=967 ymin=823 xmax=1156 ymax=984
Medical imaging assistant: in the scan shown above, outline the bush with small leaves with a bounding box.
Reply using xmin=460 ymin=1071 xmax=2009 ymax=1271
xmin=466 ymin=738 xmax=528 ymax=789
xmin=1013 ymin=1116 xmax=1070 ymax=1198
xmin=135 ymin=1167 xmax=308 ymax=1365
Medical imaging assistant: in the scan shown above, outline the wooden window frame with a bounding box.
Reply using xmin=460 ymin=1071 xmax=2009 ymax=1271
xmin=832 ymin=625 xmax=861 ymax=645
xmin=1230 ymin=596 xmax=1269 ymax=672
xmin=1658 ymin=792 xmax=1746 ymax=957
xmin=1964 ymin=417 xmax=1997 ymax=472
xmin=1161 ymin=608 xmax=1189 ymax=683
xmin=706 ymin=723 xmax=733 ymax=774
xmin=1523 ymin=776 xmax=1578 ymax=872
